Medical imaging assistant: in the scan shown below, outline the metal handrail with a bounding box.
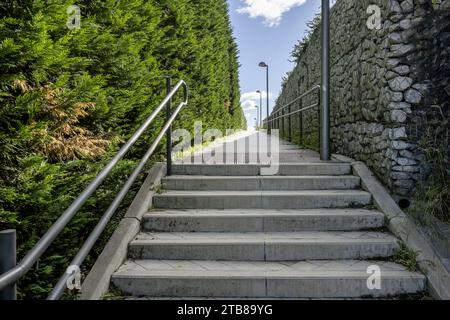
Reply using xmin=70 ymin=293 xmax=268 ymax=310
xmin=264 ymin=85 xmax=320 ymax=145
xmin=265 ymin=85 xmax=320 ymax=124
xmin=272 ymin=85 xmax=320 ymax=118
xmin=0 ymin=80 xmax=188 ymax=299
xmin=268 ymin=103 xmax=318 ymax=122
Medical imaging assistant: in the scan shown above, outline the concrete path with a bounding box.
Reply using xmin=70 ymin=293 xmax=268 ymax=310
xmin=176 ymin=131 xmax=323 ymax=164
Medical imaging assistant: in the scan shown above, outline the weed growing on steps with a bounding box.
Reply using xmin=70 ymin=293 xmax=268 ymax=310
xmin=102 ymin=286 xmax=125 ymax=300
xmin=154 ymin=183 xmax=165 ymax=195
xmin=362 ymin=204 xmax=378 ymax=211
xmin=391 ymin=242 xmax=420 ymax=272
xmin=361 ymin=292 xmax=431 ymax=300
xmin=366 ymin=242 xmax=419 ymax=273
xmin=384 ymin=292 xmax=432 ymax=300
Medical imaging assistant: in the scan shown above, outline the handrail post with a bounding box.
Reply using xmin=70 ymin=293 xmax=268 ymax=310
xmin=278 ymin=112 xmax=280 ymax=131
xmin=321 ymin=0 xmax=331 ymax=160
xmin=317 ymin=88 xmax=321 ymax=152
xmin=266 ymin=66 xmax=271 ymax=135
xmin=166 ymin=77 xmax=173 ymax=176
xmin=288 ymin=104 xmax=292 ymax=142
xmin=0 ymin=230 xmax=16 ymax=300
xmin=299 ymin=97 xmax=303 ymax=146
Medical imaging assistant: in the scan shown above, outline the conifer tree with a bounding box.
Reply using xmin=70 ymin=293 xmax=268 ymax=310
xmin=0 ymin=0 xmax=245 ymax=298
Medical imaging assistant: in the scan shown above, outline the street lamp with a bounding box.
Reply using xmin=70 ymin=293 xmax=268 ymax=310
xmin=258 ymin=62 xmax=270 ymax=134
xmin=256 ymin=90 xmax=262 ymax=128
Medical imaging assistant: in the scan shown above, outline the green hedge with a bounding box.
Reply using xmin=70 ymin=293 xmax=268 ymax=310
xmin=0 ymin=0 xmax=245 ymax=299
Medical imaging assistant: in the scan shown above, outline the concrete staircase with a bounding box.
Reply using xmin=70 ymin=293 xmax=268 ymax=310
xmin=111 ymin=133 xmax=425 ymax=299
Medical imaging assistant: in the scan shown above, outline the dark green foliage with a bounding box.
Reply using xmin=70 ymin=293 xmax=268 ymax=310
xmin=290 ymin=13 xmax=321 ymax=63
xmin=0 ymin=0 xmax=244 ymax=299
xmin=410 ymin=125 xmax=450 ymax=223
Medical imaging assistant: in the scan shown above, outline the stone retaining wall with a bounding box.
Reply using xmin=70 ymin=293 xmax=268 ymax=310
xmin=275 ymin=0 xmax=450 ymax=199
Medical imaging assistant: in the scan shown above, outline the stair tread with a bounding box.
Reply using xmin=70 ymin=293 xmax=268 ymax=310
xmin=163 ymin=175 xmax=359 ymax=179
xmin=131 ymin=231 xmax=397 ymax=244
xmin=171 ymin=163 xmax=353 ymax=176
xmin=145 ymin=208 xmax=383 ymax=217
xmin=155 ymin=190 xmax=371 ymax=196
xmin=113 ymin=259 xmax=423 ymax=278
xmin=172 ymin=163 xmax=349 ymax=166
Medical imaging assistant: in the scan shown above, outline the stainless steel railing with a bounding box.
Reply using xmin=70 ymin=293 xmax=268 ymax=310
xmin=264 ymin=85 xmax=320 ymax=147
xmin=0 ymin=79 xmax=188 ymax=300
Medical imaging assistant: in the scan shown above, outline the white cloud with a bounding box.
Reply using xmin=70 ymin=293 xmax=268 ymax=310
xmin=241 ymin=99 xmax=257 ymax=111
xmin=240 ymin=91 xmax=273 ymax=111
xmin=237 ymin=0 xmax=307 ymax=27
xmin=244 ymin=112 xmax=253 ymax=122
xmin=240 ymin=91 xmax=272 ymax=101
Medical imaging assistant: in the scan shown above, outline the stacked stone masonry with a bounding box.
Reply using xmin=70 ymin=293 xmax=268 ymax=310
xmin=275 ymin=0 xmax=450 ymax=199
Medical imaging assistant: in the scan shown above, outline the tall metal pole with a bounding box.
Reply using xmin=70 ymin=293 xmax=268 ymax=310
xmin=321 ymin=0 xmax=331 ymax=161
xmin=259 ymin=92 xmax=263 ymax=128
xmin=256 ymin=105 xmax=259 ymax=129
xmin=166 ymin=77 xmax=173 ymax=175
xmin=0 ymin=230 xmax=16 ymax=300
xmin=266 ymin=66 xmax=270 ymax=134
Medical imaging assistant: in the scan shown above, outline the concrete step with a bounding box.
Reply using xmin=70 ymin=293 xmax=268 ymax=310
xmin=171 ymin=163 xmax=352 ymax=176
xmin=152 ymin=190 xmax=372 ymax=209
xmin=184 ymin=153 xmax=319 ymax=164
xmin=142 ymin=209 xmax=385 ymax=232
xmin=162 ymin=175 xmax=360 ymax=191
xmin=128 ymin=231 xmax=398 ymax=261
xmin=112 ymin=260 xmax=425 ymax=298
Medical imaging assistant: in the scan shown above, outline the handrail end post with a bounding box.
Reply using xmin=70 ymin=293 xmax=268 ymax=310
xmin=321 ymin=0 xmax=331 ymax=161
xmin=0 ymin=229 xmax=17 ymax=300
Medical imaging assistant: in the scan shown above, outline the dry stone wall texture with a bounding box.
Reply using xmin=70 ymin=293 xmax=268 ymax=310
xmin=275 ymin=0 xmax=450 ymax=199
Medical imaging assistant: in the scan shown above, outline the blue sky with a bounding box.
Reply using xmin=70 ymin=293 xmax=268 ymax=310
xmin=227 ymin=0 xmax=321 ymax=128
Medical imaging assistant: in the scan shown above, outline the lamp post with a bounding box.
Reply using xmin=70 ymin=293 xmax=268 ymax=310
xmin=256 ymin=90 xmax=262 ymax=128
xmin=258 ymin=62 xmax=270 ymax=134
xmin=321 ymin=0 xmax=331 ymax=160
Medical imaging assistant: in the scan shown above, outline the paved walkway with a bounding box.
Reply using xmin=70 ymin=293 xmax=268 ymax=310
xmin=176 ymin=130 xmax=328 ymax=164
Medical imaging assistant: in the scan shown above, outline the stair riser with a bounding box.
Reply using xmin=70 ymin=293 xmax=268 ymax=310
xmin=111 ymin=276 xmax=425 ymax=298
xmin=171 ymin=164 xmax=352 ymax=176
xmin=162 ymin=177 xmax=360 ymax=191
xmin=153 ymin=194 xmax=372 ymax=209
xmin=128 ymin=242 xmax=398 ymax=261
xmin=142 ymin=215 xmax=384 ymax=232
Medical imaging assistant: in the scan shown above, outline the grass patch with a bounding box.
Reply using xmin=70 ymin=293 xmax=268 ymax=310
xmin=409 ymin=126 xmax=449 ymax=223
xmin=154 ymin=183 xmax=165 ymax=195
xmin=361 ymin=292 xmax=431 ymax=300
xmin=102 ymin=287 xmax=125 ymax=300
xmin=391 ymin=242 xmax=420 ymax=272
